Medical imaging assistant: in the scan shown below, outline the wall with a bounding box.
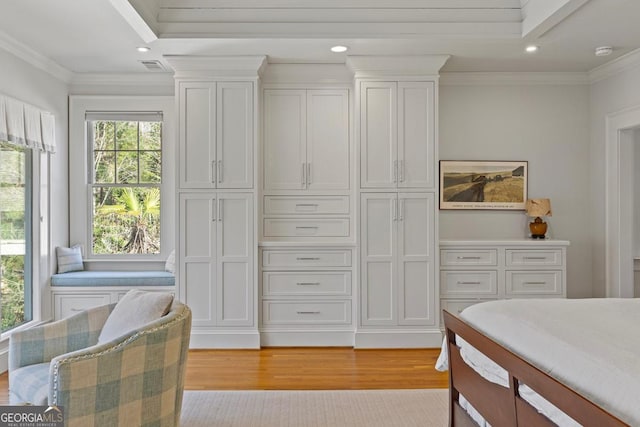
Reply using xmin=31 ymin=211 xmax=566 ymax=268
xmin=439 ymin=80 xmax=592 ymax=298
xmin=589 ymin=59 xmax=640 ymax=297
xmin=0 ymin=48 xmax=69 ymax=319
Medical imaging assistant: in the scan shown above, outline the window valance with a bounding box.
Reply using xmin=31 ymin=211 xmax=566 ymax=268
xmin=0 ymin=94 xmax=56 ymax=153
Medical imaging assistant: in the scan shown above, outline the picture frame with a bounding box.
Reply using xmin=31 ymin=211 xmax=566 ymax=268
xmin=439 ymin=160 xmax=528 ymax=210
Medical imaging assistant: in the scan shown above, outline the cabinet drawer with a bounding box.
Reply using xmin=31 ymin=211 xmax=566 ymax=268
xmin=440 ymin=249 xmax=497 ymax=266
xmin=264 ymin=196 xmax=349 ymax=215
xmin=506 ymin=249 xmax=562 ymax=267
xmin=263 ymin=250 xmax=352 ymax=268
xmin=262 ymin=300 xmax=351 ymax=325
xmin=263 ymin=271 xmax=351 ymax=296
xmin=54 ymin=294 xmax=111 ymax=320
xmin=506 ymin=271 xmax=562 ymax=295
xmin=440 ymin=271 xmax=497 ymax=296
xmin=264 ymin=218 xmax=350 ymax=237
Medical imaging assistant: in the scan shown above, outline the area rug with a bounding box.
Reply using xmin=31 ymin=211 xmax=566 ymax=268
xmin=180 ymin=388 xmax=448 ymax=426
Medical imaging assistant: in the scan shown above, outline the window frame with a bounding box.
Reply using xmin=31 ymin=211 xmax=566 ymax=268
xmin=69 ymin=96 xmax=175 ymax=263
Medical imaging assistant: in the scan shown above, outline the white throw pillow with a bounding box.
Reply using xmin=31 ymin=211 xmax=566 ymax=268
xmin=56 ymin=245 xmax=84 ymax=273
xmin=165 ymin=249 xmax=176 ymax=274
xmin=98 ymin=290 xmax=174 ymax=344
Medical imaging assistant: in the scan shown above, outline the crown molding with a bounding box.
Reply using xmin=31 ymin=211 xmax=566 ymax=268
xmin=0 ymin=30 xmax=73 ymax=83
xmin=588 ymin=48 xmax=640 ymax=84
xmin=164 ymin=55 xmax=268 ymax=79
xmin=70 ymin=72 xmax=175 ymax=87
xmin=346 ymin=55 xmax=450 ymax=79
xmin=440 ymin=71 xmax=589 ymax=86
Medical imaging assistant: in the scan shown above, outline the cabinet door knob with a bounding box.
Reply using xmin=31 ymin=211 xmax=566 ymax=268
xmin=297 ymin=257 xmax=320 ymax=261
xmin=218 ymin=160 xmax=223 ymax=183
xmin=297 ymin=282 xmax=320 ymax=286
xmin=297 ymin=311 xmax=321 ymax=315
xmin=211 ymin=161 xmax=217 ymax=184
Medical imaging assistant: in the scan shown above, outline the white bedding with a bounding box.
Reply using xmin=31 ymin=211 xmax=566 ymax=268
xmin=436 ymin=298 xmax=640 ymax=426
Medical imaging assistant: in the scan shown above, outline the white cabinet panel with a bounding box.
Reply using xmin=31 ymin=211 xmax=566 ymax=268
xmin=185 ymin=262 xmax=216 ymax=326
xmin=264 ymin=196 xmax=349 ymax=215
xmin=398 ymin=82 xmax=434 ymax=188
xmin=262 ymin=271 xmax=351 ymax=296
xmin=262 ymin=250 xmax=352 ymax=268
xmin=262 ymin=300 xmax=351 ymax=325
xmin=264 ymin=90 xmax=307 ymax=190
xmin=307 ymin=90 xmax=350 ymax=190
xmin=440 ymin=249 xmax=497 ymax=266
xmin=54 ymin=294 xmax=111 ymax=320
xmin=180 ymin=83 xmax=215 ymax=188
xmin=506 ymin=249 xmax=562 ymax=267
xmin=360 ymin=82 xmax=397 ymax=188
xmin=217 ymin=82 xmax=253 ymax=189
xmin=440 ymin=271 xmax=498 ymax=296
xmin=506 ymin=271 xmax=562 ymax=296
xmin=263 ymin=218 xmax=350 ymax=238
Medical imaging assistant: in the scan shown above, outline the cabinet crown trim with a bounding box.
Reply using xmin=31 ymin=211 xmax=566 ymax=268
xmin=346 ymin=55 xmax=450 ymax=77
xmin=165 ymin=55 xmax=267 ymax=78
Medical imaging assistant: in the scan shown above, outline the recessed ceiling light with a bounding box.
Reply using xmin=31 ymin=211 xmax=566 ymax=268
xmin=525 ymin=45 xmax=539 ymax=53
xmin=137 ymin=46 xmax=151 ymax=53
xmin=331 ymin=45 xmax=349 ymax=53
xmin=595 ymin=46 xmax=613 ymax=57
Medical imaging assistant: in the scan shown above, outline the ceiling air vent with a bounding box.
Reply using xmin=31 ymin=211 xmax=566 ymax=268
xmin=139 ymin=60 xmax=167 ymax=71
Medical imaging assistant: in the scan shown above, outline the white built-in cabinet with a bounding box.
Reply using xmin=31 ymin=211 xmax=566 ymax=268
xmin=179 ymin=193 xmax=253 ymax=328
xmin=360 ymin=193 xmax=435 ymax=327
xmin=179 ymin=81 xmax=253 ymax=189
xmin=360 ymin=81 xmax=435 ymax=189
xmin=263 ymin=89 xmax=349 ymax=191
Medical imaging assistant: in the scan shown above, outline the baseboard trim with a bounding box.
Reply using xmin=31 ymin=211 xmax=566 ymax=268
xmin=354 ymin=329 xmax=443 ymax=348
xmin=189 ymin=330 xmax=261 ymax=349
xmin=260 ymin=330 xmax=355 ymax=347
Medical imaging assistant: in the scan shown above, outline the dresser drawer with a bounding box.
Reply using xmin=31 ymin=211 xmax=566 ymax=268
xmin=54 ymin=293 xmax=111 ymax=320
xmin=440 ymin=271 xmax=498 ymax=296
xmin=263 ymin=271 xmax=351 ymax=296
xmin=505 ymin=271 xmax=562 ymax=295
xmin=262 ymin=300 xmax=351 ymax=325
xmin=506 ymin=249 xmax=562 ymax=267
xmin=264 ymin=218 xmax=350 ymax=237
xmin=440 ymin=249 xmax=497 ymax=266
xmin=264 ymin=196 xmax=349 ymax=215
xmin=262 ymin=250 xmax=352 ymax=268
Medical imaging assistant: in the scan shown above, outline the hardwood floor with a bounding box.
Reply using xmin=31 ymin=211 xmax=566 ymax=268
xmin=0 ymin=347 xmax=448 ymax=403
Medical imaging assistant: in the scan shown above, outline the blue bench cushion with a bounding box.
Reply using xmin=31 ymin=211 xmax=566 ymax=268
xmin=51 ymin=271 xmax=175 ymax=287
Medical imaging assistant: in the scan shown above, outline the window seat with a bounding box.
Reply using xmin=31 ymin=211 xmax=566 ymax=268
xmin=51 ymin=271 xmax=175 ymax=287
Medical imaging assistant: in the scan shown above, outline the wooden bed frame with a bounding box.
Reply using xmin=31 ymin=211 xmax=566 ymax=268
xmin=443 ymin=310 xmax=628 ymax=427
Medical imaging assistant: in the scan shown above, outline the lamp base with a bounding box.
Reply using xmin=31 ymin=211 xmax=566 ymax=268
xmin=530 ymin=234 xmax=546 ymax=239
xmin=529 ymin=218 xmax=548 ymax=239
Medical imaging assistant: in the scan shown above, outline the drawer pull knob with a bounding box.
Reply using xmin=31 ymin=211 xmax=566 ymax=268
xmin=297 ymin=282 xmax=321 ymax=286
xmin=523 ymin=281 xmax=547 ymax=285
xmin=457 ymin=256 xmax=481 ymax=260
xmin=297 ymin=311 xmax=321 ymax=315
xmin=296 ymin=204 xmax=319 ymax=207
xmin=457 ymin=281 xmax=481 ymax=285
xmin=296 ymin=226 xmax=319 ymax=229
xmin=297 ymin=257 xmax=320 ymax=261
xmin=523 ymin=256 xmax=547 ymax=260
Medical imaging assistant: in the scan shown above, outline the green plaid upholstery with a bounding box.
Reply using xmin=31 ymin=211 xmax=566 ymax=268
xmin=9 ymin=301 xmax=191 ymax=427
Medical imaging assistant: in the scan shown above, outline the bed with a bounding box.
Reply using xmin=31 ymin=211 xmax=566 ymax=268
xmin=438 ymin=298 xmax=639 ymax=426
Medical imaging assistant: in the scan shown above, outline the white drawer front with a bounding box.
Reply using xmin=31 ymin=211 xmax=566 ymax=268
xmin=263 ymin=272 xmax=351 ymax=296
xmin=262 ymin=300 xmax=351 ymax=325
xmin=264 ymin=218 xmax=350 ymax=237
xmin=264 ymin=196 xmax=349 ymax=215
xmin=54 ymin=294 xmax=111 ymax=320
xmin=440 ymin=249 xmax=497 ymax=266
xmin=506 ymin=249 xmax=562 ymax=266
xmin=506 ymin=271 xmax=562 ymax=295
xmin=262 ymin=250 xmax=352 ymax=268
xmin=440 ymin=271 xmax=498 ymax=296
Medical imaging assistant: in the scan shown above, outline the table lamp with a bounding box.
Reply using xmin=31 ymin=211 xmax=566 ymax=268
xmin=525 ymin=198 xmax=552 ymax=239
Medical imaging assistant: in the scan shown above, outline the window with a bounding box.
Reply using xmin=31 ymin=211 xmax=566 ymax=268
xmin=88 ymin=115 xmax=163 ymax=256
xmin=0 ymin=142 xmax=32 ymax=331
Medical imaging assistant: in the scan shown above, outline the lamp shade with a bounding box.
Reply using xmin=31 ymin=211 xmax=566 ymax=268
xmin=525 ymin=199 xmax=552 ymax=217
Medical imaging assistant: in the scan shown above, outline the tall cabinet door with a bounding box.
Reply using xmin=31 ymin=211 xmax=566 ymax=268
xmin=217 ymin=82 xmax=253 ymax=189
xmin=216 ymin=193 xmax=254 ymax=326
xmin=307 ymin=89 xmax=350 ymax=190
xmin=180 ymin=193 xmax=217 ymax=327
xmin=398 ymin=82 xmax=435 ymax=189
xmin=264 ymin=90 xmax=307 ymax=190
xmin=397 ymin=193 xmax=435 ymax=326
xmin=360 ymin=82 xmax=397 ymax=189
xmin=360 ymin=193 xmax=397 ymax=326
xmin=179 ymin=82 xmax=216 ymax=188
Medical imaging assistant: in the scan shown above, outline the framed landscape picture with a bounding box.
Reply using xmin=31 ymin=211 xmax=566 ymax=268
xmin=439 ymin=160 xmax=528 ymax=210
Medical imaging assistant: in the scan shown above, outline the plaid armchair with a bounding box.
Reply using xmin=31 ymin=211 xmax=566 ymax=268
xmin=9 ymin=301 xmax=192 ymax=427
